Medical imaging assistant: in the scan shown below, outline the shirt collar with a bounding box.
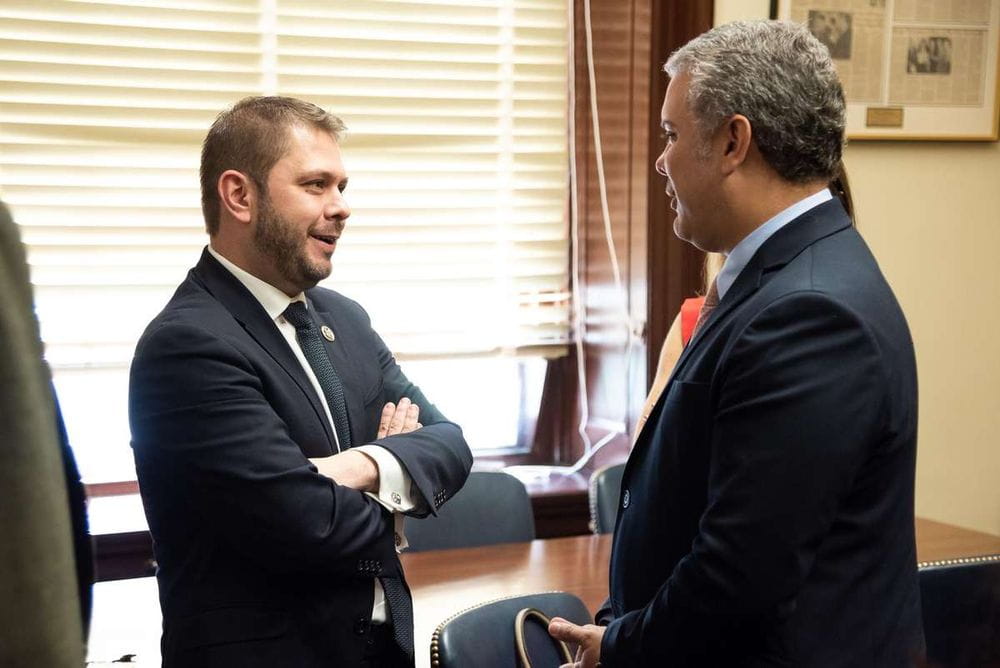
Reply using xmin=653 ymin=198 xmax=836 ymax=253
xmin=716 ymin=188 xmax=833 ymax=300
xmin=206 ymin=245 xmax=306 ymax=320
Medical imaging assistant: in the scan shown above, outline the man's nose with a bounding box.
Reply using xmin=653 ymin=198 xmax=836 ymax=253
xmin=654 ymin=152 xmax=667 ymax=177
xmin=327 ymin=192 xmax=350 ymax=221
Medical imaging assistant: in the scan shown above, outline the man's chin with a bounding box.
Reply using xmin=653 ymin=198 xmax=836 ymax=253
xmin=283 ymin=259 xmax=331 ymax=293
xmin=673 ymin=216 xmax=714 ymax=253
xmin=302 ymin=263 xmax=332 ymax=288
xmin=672 ymin=215 xmax=691 ymax=243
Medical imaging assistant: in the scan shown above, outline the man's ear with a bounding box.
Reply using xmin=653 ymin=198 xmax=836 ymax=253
xmin=719 ymin=114 xmax=752 ymax=176
xmin=218 ymin=170 xmax=255 ymax=225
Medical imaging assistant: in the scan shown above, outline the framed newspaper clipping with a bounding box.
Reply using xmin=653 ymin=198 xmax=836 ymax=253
xmin=775 ymin=0 xmax=1000 ymax=140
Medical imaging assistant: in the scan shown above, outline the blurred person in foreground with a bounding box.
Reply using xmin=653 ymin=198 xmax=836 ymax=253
xmin=129 ymin=96 xmax=471 ymax=668
xmin=550 ymin=20 xmax=923 ymax=667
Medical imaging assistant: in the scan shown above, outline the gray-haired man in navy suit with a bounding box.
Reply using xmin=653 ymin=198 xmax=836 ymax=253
xmin=550 ymin=20 xmax=923 ymax=667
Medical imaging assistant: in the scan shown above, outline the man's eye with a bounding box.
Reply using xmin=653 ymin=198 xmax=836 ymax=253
xmin=661 ymin=131 xmax=676 ymax=143
xmin=307 ymin=180 xmax=325 ymax=189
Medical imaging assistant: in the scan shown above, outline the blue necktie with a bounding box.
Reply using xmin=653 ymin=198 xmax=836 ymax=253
xmin=282 ymin=302 xmax=352 ymax=449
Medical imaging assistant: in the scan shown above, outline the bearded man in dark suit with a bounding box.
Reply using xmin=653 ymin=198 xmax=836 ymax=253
xmin=550 ymin=20 xmax=924 ymax=667
xmin=129 ymin=96 xmax=471 ymax=668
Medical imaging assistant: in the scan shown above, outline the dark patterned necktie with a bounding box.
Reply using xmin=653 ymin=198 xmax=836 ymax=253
xmin=282 ymin=302 xmax=352 ymax=449
xmin=284 ymin=302 xmax=413 ymax=657
xmin=380 ymin=575 xmax=414 ymax=660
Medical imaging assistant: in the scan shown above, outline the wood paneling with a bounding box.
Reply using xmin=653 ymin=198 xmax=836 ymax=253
xmin=563 ymin=0 xmax=712 ymax=470
xmin=645 ymin=1 xmax=714 ymax=380
xmin=573 ymin=0 xmax=650 ymax=465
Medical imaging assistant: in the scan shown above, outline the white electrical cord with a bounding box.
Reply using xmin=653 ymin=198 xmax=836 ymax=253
xmin=567 ymin=0 xmax=638 ymax=474
xmin=508 ymin=0 xmax=636 ymax=481
xmin=569 ymin=0 xmax=592 ymax=455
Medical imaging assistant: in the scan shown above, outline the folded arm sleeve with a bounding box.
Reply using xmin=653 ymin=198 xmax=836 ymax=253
xmin=129 ymin=321 xmax=395 ymax=576
xmin=356 ymin=315 xmax=473 ymax=517
xmin=602 ymin=292 xmax=888 ymax=665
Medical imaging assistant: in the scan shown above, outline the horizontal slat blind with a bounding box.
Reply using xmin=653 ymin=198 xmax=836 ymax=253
xmin=1 ymin=0 xmax=259 ymax=371
xmin=0 ymin=0 xmax=570 ymax=367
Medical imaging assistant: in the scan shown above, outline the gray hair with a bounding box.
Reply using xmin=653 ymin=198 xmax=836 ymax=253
xmin=664 ymin=20 xmax=845 ymax=183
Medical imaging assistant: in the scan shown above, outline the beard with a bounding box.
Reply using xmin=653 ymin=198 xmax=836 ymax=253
xmin=253 ymin=194 xmax=331 ymax=292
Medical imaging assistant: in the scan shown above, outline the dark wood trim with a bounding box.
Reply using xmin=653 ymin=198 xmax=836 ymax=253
xmin=530 ymin=488 xmax=591 ymax=538
xmin=645 ymin=1 xmax=713 ymax=384
xmin=548 ymin=0 xmax=712 ymax=467
xmin=536 ymin=353 xmax=580 ymax=465
xmin=86 ymin=481 xmax=139 ymax=497
xmin=93 ymin=530 xmax=155 ymax=582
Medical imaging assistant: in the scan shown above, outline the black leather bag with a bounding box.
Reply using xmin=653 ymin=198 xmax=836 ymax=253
xmin=514 ymin=607 xmax=573 ymax=667
xmin=430 ymin=592 xmax=591 ymax=668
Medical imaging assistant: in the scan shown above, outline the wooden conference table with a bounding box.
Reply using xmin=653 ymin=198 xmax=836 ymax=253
xmin=86 ymin=518 xmax=1000 ymax=667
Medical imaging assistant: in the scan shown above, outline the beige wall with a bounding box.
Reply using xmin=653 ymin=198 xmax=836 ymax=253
xmin=714 ymin=0 xmax=1000 ymax=535
xmin=847 ymin=141 xmax=1000 ymax=536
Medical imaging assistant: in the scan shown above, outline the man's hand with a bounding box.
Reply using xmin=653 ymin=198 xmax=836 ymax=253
xmin=310 ymin=398 xmax=421 ymax=490
xmin=549 ymin=617 xmax=604 ymax=668
xmin=309 ymin=450 xmax=379 ymax=492
xmin=376 ymin=398 xmax=421 ymax=438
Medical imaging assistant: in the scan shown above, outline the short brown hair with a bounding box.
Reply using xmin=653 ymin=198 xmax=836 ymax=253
xmin=200 ymin=96 xmax=346 ymax=235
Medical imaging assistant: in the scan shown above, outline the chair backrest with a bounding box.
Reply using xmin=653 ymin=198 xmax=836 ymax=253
xmin=919 ymin=554 xmax=1000 ymax=667
xmin=405 ymin=471 xmax=534 ymax=552
xmin=431 ymin=591 xmax=591 ymax=668
xmin=588 ymin=463 xmax=625 ymax=534
xmin=0 ymin=201 xmax=89 ymax=666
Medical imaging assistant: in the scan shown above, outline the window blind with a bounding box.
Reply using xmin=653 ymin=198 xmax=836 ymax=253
xmin=0 ymin=0 xmax=570 ymax=370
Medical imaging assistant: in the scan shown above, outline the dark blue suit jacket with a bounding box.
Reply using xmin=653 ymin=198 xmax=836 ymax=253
xmin=129 ymin=249 xmax=472 ymax=667
xmin=601 ymin=200 xmax=924 ymax=666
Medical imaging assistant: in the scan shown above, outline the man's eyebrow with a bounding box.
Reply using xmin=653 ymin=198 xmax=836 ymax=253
xmin=661 ymin=120 xmax=674 ymax=130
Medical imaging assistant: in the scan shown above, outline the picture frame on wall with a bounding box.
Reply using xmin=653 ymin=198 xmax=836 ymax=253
xmin=773 ymin=0 xmax=1000 ymax=140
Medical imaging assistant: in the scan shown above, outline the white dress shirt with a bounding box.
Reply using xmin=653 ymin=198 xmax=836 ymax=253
xmin=207 ymin=245 xmax=416 ymax=623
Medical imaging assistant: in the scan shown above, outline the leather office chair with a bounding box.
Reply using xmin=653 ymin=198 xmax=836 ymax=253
xmin=0 ymin=201 xmax=92 ymax=665
xmin=918 ymin=554 xmax=1000 ymax=667
xmin=406 ymin=471 xmax=535 ymax=552
xmin=588 ymin=463 xmax=625 ymax=534
xmin=430 ymin=591 xmax=591 ymax=668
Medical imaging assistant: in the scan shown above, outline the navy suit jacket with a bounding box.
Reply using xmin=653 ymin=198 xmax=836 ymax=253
xmin=601 ymin=200 xmax=924 ymax=666
xmin=129 ymin=249 xmax=472 ymax=667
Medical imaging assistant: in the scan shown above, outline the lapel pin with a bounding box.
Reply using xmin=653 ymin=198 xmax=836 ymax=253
xmin=320 ymin=325 xmax=335 ymax=342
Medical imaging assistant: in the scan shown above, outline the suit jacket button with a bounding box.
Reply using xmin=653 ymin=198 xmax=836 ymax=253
xmin=354 ymin=618 xmax=367 ymax=635
xmin=622 ymin=489 xmax=630 ymax=509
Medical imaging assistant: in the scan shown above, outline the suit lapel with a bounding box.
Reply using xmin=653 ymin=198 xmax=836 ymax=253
xmin=192 ymin=249 xmax=336 ymax=447
xmin=680 ymin=199 xmax=850 ymax=379
xmin=634 ymin=199 xmax=852 ymax=447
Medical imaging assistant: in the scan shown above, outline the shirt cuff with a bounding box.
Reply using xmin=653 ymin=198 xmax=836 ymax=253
xmin=355 ymin=444 xmax=416 ymax=513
